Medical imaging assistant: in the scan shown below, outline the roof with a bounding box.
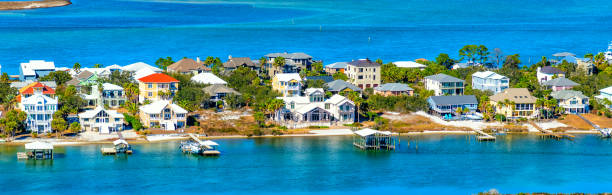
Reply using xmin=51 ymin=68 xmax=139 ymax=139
xmin=489 ymin=88 xmax=537 ymax=103
xmin=325 ymin=80 xmax=362 ymax=92
xmin=556 ymin=56 xmax=591 ymax=65
xmin=133 ymin=68 xmax=157 ymax=80
xmin=428 ymin=95 xmax=478 ymax=106
xmin=552 ymin=52 xmax=576 ymax=57
xmin=167 ymin=58 xmax=209 ymax=72
xmin=11 ymin=81 xmax=56 ymax=89
xmin=393 ymin=61 xmax=426 ymax=68
xmin=21 ymin=93 xmax=58 ymax=105
xmin=123 ymin=62 xmax=162 ymax=72
xmin=539 ymin=66 xmax=565 ymax=74
xmin=106 ymin=64 xmax=123 ymax=70
xmin=274 ymin=73 xmax=302 ymax=82
xmin=424 ymin=73 xmax=464 ymax=83
xmin=223 ymin=57 xmax=257 ymax=68
xmin=66 ymin=78 xmax=81 ymax=86
xmin=325 ymin=62 xmax=348 ymax=69
xmin=202 ymin=140 xmax=219 ymax=146
xmin=278 ymin=96 xmax=310 ymax=104
xmin=601 ymin=86 xmax=612 ymax=94
xmin=25 ymin=141 xmax=53 ymax=150
xmin=113 ymin=139 xmax=129 ymax=146
xmin=102 ymin=83 xmax=123 ymax=91
xmin=304 ymin=76 xmax=334 ymax=83
xmin=347 ymin=59 xmax=380 ymax=67
xmin=203 ymin=84 xmax=240 ymax=95
xmin=139 ymin=100 xmax=187 ymax=114
xmin=354 ymin=128 xmax=391 ymax=137
xmin=542 ymin=77 xmax=579 ymax=87
xmin=305 ymin=88 xmax=324 ymax=96
xmin=138 ymin=73 xmax=179 ymax=83
xmin=551 ymin=90 xmax=587 ymax=100
xmin=77 ymin=70 xmax=95 ymax=80
xmin=191 ymin=73 xmax=227 ymax=85
xmin=374 ymin=83 xmax=413 ymax=92
xmin=265 ymin=52 xmax=312 ymax=59
xmin=20 ymin=60 xmax=55 ymax=76
xmin=472 ymin=71 xmax=508 ymax=80
xmin=296 ymin=104 xmax=326 ymax=114
xmin=78 ymin=106 xmax=124 ymax=118
xmin=324 ymin=94 xmax=353 ymax=105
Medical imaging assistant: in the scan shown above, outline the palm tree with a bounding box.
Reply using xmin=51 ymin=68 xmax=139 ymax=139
xmin=73 ymin=62 xmax=81 ymax=74
xmin=455 ymin=107 xmax=463 ymax=116
xmin=536 ymin=98 xmax=545 ymax=120
xmin=584 ymin=53 xmax=594 ymax=62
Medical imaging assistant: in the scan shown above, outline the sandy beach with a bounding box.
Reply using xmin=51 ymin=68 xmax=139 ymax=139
xmin=0 ymin=0 xmax=70 ymax=10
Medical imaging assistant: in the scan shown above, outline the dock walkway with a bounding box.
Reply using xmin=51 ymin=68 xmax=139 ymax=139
xmin=529 ymin=121 xmax=574 ymax=140
xmin=473 ymin=129 xmax=496 ymax=141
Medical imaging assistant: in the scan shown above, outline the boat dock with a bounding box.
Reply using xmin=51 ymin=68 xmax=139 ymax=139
xmin=530 ymin=122 xmax=574 ymax=140
xmin=473 ymin=129 xmax=496 ymax=141
xmin=181 ymin=133 xmax=220 ymax=156
xmin=353 ymin=128 xmax=397 ymax=150
xmin=575 ymin=113 xmax=610 ymax=138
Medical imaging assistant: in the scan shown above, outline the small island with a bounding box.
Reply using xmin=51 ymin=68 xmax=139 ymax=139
xmin=0 ymin=0 xmax=71 ymax=10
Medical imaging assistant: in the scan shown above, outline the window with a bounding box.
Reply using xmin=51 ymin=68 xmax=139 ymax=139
xmin=372 ymin=68 xmax=376 ymax=72
xmin=359 ymin=68 xmax=363 ymax=72
xmin=358 ymin=76 xmax=363 ymax=79
xmin=148 ymin=92 xmax=153 ymax=97
xmin=148 ymin=83 xmax=153 ymax=88
xmin=325 ymin=103 xmax=330 ymax=109
xmin=291 ymin=102 xmax=295 ymax=109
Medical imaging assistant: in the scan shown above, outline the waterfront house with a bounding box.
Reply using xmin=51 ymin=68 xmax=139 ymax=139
xmin=78 ymin=106 xmax=124 ymax=134
xmin=324 ymin=62 xmax=347 ymax=74
xmin=139 ymin=100 xmax=187 ymax=130
xmin=10 ymin=81 xmax=57 ymax=90
xmin=595 ymin=86 xmax=612 ymax=110
xmin=471 ymin=71 xmax=509 ymax=94
xmin=489 ymin=88 xmax=537 ymax=119
xmin=137 ymin=73 xmax=179 ymax=103
xmin=542 ymin=77 xmax=579 ymax=91
xmin=345 ymin=59 xmax=381 ymax=89
xmin=551 ymin=90 xmax=589 ymax=114
xmin=83 ymin=83 xmax=126 ymax=108
xmin=557 ymin=56 xmax=595 ymax=75
xmin=272 ymin=73 xmax=302 ymax=97
xmin=423 ymin=73 xmax=464 ymax=96
xmin=427 ymin=95 xmax=478 ymax=120
xmin=276 ymin=89 xmax=355 ymax=128
xmin=20 ymin=60 xmax=55 ymax=80
xmin=223 ymin=56 xmax=259 ymax=72
xmin=167 ymin=57 xmax=210 ymax=75
xmin=325 ymin=79 xmax=362 ymax=95
xmin=16 ymin=82 xmax=56 ymax=105
xmin=264 ymin=52 xmax=313 ymax=76
xmin=20 ymin=89 xmax=58 ymax=133
xmin=191 ymin=72 xmax=227 ymax=85
xmin=374 ymin=83 xmax=414 ymax=96
xmin=393 ymin=61 xmax=426 ymax=70
xmin=537 ymin=66 xmax=565 ymax=83
xmin=203 ymin=84 xmax=241 ymax=102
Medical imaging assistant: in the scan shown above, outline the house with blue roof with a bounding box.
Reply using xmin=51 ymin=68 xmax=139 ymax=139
xmin=427 ymin=95 xmax=479 ymax=120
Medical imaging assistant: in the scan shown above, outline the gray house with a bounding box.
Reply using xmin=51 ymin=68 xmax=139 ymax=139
xmin=424 ymin=73 xmax=465 ymax=96
xmin=325 ymin=80 xmax=363 ymax=94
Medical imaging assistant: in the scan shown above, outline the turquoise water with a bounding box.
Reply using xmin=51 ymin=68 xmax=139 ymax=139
xmin=2 ymin=135 xmax=612 ymax=194
xmin=0 ymin=0 xmax=612 ymax=73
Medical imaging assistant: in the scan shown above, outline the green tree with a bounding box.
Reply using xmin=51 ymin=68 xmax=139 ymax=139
xmin=73 ymin=62 xmax=81 ymax=74
xmin=155 ymin=57 xmax=174 ymax=70
xmin=93 ymin=64 xmax=103 ymax=68
xmin=39 ymin=71 xmax=73 ymax=85
xmin=435 ymin=53 xmax=456 ymax=69
xmin=459 ymin=45 xmax=478 ymax=64
xmin=51 ymin=111 xmax=68 ymax=137
xmin=254 ymin=111 xmax=265 ymax=127
xmin=476 ymin=45 xmax=490 ymax=64
xmin=0 ymin=109 xmax=27 ymax=137
xmin=69 ymin=122 xmax=81 ymax=133
xmin=332 ymin=71 xmax=348 ymax=81
xmin=273 ymin=57 xmax=286 ymax=67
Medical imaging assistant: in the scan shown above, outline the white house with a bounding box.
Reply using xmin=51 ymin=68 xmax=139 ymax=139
xmin=139 ymin=100 xmax=188 ymax=130
xmin=275 ymin=88 xmax=355 ymax=128
xmin=83 ymin=83 xmax=127 ymax=108
xmin=20 ymin=90 xmax=58 ymax=133
xmin=423 ymin=73 xmax=464 ymax=96
xmin=536 ymin=66 xmax=565 ymax=83
xmin=471 ymin=71 xmax=509 ymax=94
xmin=191 ymin=72 xmax=227 ymax=85
xmin=551 ymin=90 xmax=589 ymax=114
xmin=78 ymin=106 xmax=124 ymax=134
xmin=595 ymin=86 xmax=612 ymax=110
xmin=20 ymin=60 xmax=56 ymax=80
xmin=122 ymin=62 xmax=162 ymax=73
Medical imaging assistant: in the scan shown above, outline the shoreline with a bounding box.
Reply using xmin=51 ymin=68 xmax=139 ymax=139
xmin=0 ymin=0 xmax=71 ymax=11
xmin=0 ymin=129 xmax=600 ymax=146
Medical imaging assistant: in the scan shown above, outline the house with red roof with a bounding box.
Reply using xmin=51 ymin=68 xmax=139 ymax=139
xmin=17 ymin=82 xmax=56 ymax=103
xmin=137 ymin=73 xmax=179 ymax=103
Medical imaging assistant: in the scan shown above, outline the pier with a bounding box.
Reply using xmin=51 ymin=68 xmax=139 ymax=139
xmin=180 ymin=133 xmax=220 ymax=156
xmin=353 ymin=128 xmax=396 ymax=150
xmin=574 ymin=113 xmax=611 ymax=138
xmin=101 ymin=138 xmax=132 ymax=155
xmin=473 ymin=129 xmax=496 ymax=141
xmin=17 ymin=141 xmax=54 ymax=160
xmin=530 ymin=122 xmax=574 ymax=140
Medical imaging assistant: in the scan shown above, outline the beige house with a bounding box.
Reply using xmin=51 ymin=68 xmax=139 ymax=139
xmin=345 ymin=59 xmax=381 ymax=89
xmin=139 ymin=100 xmax=188 ymax=130
xmin=167 ymin=57 xmax=210 ymax=75
xmin=489 ymin=88 xmax=537 ymax=119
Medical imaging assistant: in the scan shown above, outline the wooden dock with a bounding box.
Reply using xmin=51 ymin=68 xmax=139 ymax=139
xmin=530 ymin=121 xmax=574 ymax=140
xmin=101 ymin=148 xmax=117 ymax=155
xmin=186 ymin=133 xmax=219 ymax=156
xmin=473 ymin=129 xmax=496 ymax=141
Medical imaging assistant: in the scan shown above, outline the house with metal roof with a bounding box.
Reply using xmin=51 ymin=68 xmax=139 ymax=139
xmin=191 ymin=72 xmax=227 ymax=85
xmin=275 ymin=90 xmax=355 ymax=128
xmin=137 ymin=73 xmax=179 ymax=103
xmin=374 ymin=83 xmax=414 ymax=96
xmin=82 ymin=83 xmax=126 ymax=109
xmin=304 ymin=76 xmax=334 ymax=84
xmin=139 ymin=100 xmax=187 ymax=130
xmin=324 ymin=62 xmax=347 ymax=74
xmin=471 ymin=71 xmax=509 ymax=94
xmin=423 ymin=73 xmax=464 ymax=96
xmin=537 ymin=66 xmax=565 ymax=83
xmin=20 ymin=89 xmax=58 ymax=133
xmin=542 ymin=77 xmax=579 ymax=91
xmin=78 ymin=106 xmax=124 ymax=134
xmin=325 ymin=80 xmax=362 ymax=95
xmin=167 ymin=57 xmax=210 ymax=75
xmin=272 ymin=73 xmax=302 ymax=97
xmin=345 ymin=59 xmax=381 ymax=89
xmin=122 ymin=62 xmax=162 ymax=73
xmin=489 ymin=88 xmax=537 ymax=119
xmin=264 ymin=52 xmax=313 ymax=76
xmin=19 ymin=60 xmax=56 ymax=80
xmin=551 ymin=90 xmax=589 ymax=114
xmin=393 ymin=61 xmax=426 ymax=69
xmin=595 ymin=86 xmax=612 ymax=110
xmin=427 ymin=95 xmax=478 ymax=120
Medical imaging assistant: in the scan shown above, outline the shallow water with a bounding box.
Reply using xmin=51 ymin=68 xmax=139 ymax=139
xmin=0 ymin=0 xmax=611 ymax=73
xmin=2 ymin=135 xmax=612 ymax=194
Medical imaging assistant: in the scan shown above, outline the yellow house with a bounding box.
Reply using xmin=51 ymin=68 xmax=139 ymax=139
xmin=137 ymin=73 xmax=179 ymax=103
xmin=139 ymin=100 xmax=187 ymax=130
xmin=272 ymin=73 xmax=302 ymax=97
xmin=489 ymin=88 xmax=537 ymax=119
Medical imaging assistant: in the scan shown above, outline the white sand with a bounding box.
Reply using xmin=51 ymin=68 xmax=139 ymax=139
xmin=146 ymin=134 xmax=186 ymax=142
xmin=536 ymin=121 xmax=568 ymax=130
xmin=412 ymin=111 xmax=504 ymax=130
xmin=309 ymin=129 xmax=353 ymax=135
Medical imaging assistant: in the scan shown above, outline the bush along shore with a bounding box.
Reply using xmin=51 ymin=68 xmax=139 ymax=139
xmin=0 ymin=0 xmax=71 ymax=10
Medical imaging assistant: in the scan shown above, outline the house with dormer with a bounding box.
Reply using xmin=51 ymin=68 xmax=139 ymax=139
xmin=275 ymin=88 xmax=355 ymax=128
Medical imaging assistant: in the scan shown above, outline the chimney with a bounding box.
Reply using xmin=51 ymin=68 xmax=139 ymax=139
xmin=196 ymin=57 xmax=201 ymax=63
